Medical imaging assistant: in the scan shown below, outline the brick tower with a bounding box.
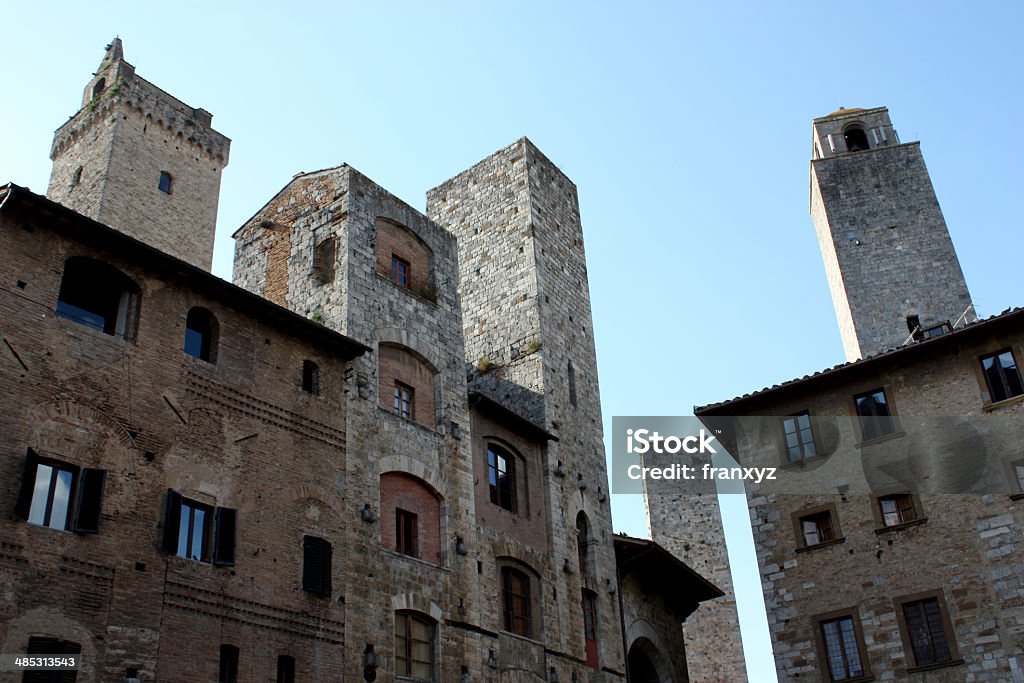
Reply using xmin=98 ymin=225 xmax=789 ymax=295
xmin=428 ymin=138 xmax=626 ymax=675
xmin=810 ymin=106 xmax=975 ymax=361
xmin=48 ymin=39 xmax=230 ymax=270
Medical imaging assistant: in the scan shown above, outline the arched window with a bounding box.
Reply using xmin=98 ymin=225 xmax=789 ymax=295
xmin=302 ymin=360 xmax=320 ymax=395
xmin=843 ymin=125 xmax=870 ymax=152
xmin=394 ymin=612 xmax=435 ymax=681
xmin=184 ymin=307 xmax=218 ymax=362
xmin=487 ymin=444 xmax=517 ymax=512
xmin=92 ymin=78 xmax=106 ymax=99
xmin=576 ymin=511 xmax=591 ymax=576
xmin=56 ymin=257 xmax=139 ymax=339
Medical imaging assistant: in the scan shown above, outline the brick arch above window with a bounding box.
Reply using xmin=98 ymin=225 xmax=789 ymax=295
xmin=374 ymin=218 xmax=434 ymax=293
xmin=378 ymin=343 xmax=437 ymax=429
xmin=380 ymin=472 xmax=443 ymax=565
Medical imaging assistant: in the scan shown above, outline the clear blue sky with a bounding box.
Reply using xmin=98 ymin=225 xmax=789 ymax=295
xmin=3 ymin=2 xmax=1022 ymax=678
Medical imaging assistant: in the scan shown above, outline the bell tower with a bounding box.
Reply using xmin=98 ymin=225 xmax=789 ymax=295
xmin=48 ymin=39 xmax=230 ymax=270
xmin=810 ymin=106 xmax=975 ymax=361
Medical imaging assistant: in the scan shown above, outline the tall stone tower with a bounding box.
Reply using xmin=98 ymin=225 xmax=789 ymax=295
xmin=48 ymin=39 xmax=230 ymax=270
xmin=428 ymin=138 xmax=626 ymax=674
xmin=810 ymin=106 xmax=975 ymax=361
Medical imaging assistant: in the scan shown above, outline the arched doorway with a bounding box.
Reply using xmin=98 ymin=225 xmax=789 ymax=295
xmin=627 ymin=638 xmax=672 ymax=682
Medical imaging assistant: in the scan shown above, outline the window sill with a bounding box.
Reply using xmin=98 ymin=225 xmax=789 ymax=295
xmin=875 ymin=517 xmax=928 ymax=534
xmin=831 ymin=675 xmax=873 ymax=683
xmin=982 ymin=393 xmax=1024 ymax=412
xmin=375 ymin=272 xmax=438 ymax=307
xmin=381 ymin=548 xmax=448 ymax=572
xmin=781 ymin=453 xmax=830 ymax=470
xmin=795 ymin=537 xmax=846 ymax=553
xmin=856 ymin=431 xmax=905 ymax=448
xmin=1009 ymin=493 xmax=1024 ymax=501
xmin=905 ymin=658 xmax=964 ymax=675
xmin=377 ymin=406 xmax=441 ymax=435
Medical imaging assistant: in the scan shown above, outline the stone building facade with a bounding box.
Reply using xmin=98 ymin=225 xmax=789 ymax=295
xmin=649 ymin=106 xmax=1024 ymax=682
xmin=0 ymin=40 xmax=720 ymax=682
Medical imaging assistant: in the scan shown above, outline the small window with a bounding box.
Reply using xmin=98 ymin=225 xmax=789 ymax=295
xmin=219 ymin=644 xmax=239 ymax=683
xmin=818 ymin=615 xmax=867 ymax=681
xmin=302 ymin=535 xmax=332 ymax=596
xmin=313 ymin=236 xmax=336 ymax=283
xmin=487 ymin=445 xmax=517 ymax=513
xmin=396 ymin=508 xmax=419 ymax=557
xmin=184 ymin=307 xmax=218 ymax=363
xmin=582 ymin=589 xmax=599 ymax=669
xmin=1013 ymin=459 xmax=1024 ymax=494
xmin=501 ymin=566 xmax=532 ymax=637
xmin=71 ymin=166 xmax=83 ymax=188
xmin=878 ymin=494 xmax=918 ymax=528
xmin=394 ymin=381 xmax=414 ymax=419
xmin=391 ymin=255 xmax=411 ymax=287
xmin=25 ymin=636 xmax=81 ymax=682
xmin=162 ymin=490 xmax=235 ymax=566
xmin=794 ymin=506 xmax=841 ymax=549
xmin=568 ymin=360 xmax=578 ymax=408
xmin=854 ymin=388 xmax=895 ymax=441
xmin=16 ymin=450 xmax=106 ymax=534
xmin=302 ymin=360 xmax=320 ymax=395
xmin=276 ymin=655 xmax=295 ymax=683
xmin=782 ymin=411 xmax=817 ymax=462
xmin=843 ymin=125 xmax=870 ymax=152
xmin=981 ymin=349 xmax=1024 ymax=403
xmin=56 ymin=257 xmax=139 ymax=338
xmin=395 ymin=612 xmax=435 ymax=681
xmin=576 ymin=512 xmax=591 ymax=576
xmin=897 ymin=595 xmax=959 ymax=669
xmin=92 ymin=78 xmax=106 ymax=100
xmin=158 ymin=171 xmax=173 ymax=195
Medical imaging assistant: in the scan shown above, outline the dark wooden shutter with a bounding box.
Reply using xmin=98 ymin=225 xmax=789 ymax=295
xmin=73 ymin=468 xmax=106 ymax=534
xmin=303 ymin=535 xmax=331 ymax=595
xmin=58 ymin=640 xmax=81 ymax=683
xmin=15 ymin=449 xmax=41 ymax=519
xmin=213 ymin=507 xmax=237 ymax=566
xmin=162 ymin=489 xmax=183 ymax=554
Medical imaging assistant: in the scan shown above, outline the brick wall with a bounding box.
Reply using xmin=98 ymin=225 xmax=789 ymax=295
xmin=380 ymin=472 xmax=442 ymax=565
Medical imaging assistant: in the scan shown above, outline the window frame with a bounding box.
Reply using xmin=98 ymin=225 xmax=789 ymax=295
xmin=302 ymin=535 xmax=332 ymax=596
xmin=162 ymin=489 xmax=236 ymax=566
xmin=581 ymin=589 xmax=599 ymax=669
xmin=183 ymin=307 xmax=218 ymax=363
xmin=394 ymin=381 xmax=414 ymax=420
xmin=893 ymin=590 xmax=963 ymax=673
xmin=781 ymin=410 xmax=818 ymax=463
xmin=979 ymin=348 xmax=1024 ymax=404
xmin=219 ymin=644 xmax=239 ymax=683
xmin=853 ymin=387 xmax=897 ymax=443
xmin=395 ymin=507 xmax=419 ymax=558
xmin=391 ymin=254 xmax=411 ymax=288
xmin=16 ymin=449 xmax=106 ymax=534
xmin=276 ymin=655 xmax=295 ymax=683
xmin=1007 ymin=458 xmax=1024 ymax=500
xmin=487 ymin=444 xmax=518 ymax=513
xmin=792 ymin=503 xmax=844 ymax=551
xmin=501 ymin=566 xmax=533 ymax=637
xmin=55 ymin=257 xmax=140 ymax=340
xmin=158 ymin=171 xmax=173 ymax=195
xmin=301 ymin=360 xmax=320 ymax=395
xmin=872 ymin=493 xmax=925 ymax=533
xmin=811 ymin=608 xmax=872 ymax=682
xmin=394 ymin=611 xmax=435 ymax=682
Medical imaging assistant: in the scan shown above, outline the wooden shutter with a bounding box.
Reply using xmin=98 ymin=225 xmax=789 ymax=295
xmin=15 ymin=449 xmax=41 ymax=519
xmin=898 ymin=495 xmax=916 ymax=522
xmin=162 ymin=489 xmax=183 ymax=554
xmin=303 ymin=535 xmax=332 ymax=595
xmin=73 ymin=468 xmax=106 ymax=533
xmin=213 ymin=507 xmax=237 ymax=567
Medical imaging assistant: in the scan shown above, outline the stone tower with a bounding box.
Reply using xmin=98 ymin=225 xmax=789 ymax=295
xmin=427 ymin=138 xmax=626 ymax=674
xmin=48 ymin=39 xmax=230 ymax=270
xmin=810 ymin=106 xmax=975 ymax=362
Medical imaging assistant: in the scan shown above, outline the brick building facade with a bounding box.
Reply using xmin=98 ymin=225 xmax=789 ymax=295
xmin=0 ymin=40 xmax=719 ymax=682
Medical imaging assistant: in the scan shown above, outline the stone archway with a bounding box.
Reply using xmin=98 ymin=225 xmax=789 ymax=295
xmin=627 ymin=637 xmax=673 ymax=683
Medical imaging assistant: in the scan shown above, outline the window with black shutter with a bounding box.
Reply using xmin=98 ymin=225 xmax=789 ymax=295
xmin=162 ymin=489 xmax=234 ymax=566
xmin=213 ymin=507 xmax=237 ymax=566
xmin=276 ymin=655 xmax=295 ymax=683
xmin=396 ymin=508 xmax=418 ymax=557
xmin=16 ymin=450 xmax=106 ymax=534
xmin=24 ymin=636 xmax=80 ymax=683
xmin=219 ymin=644 xmax=239 ymax=683
xmin=302 ymin=535 xmax=332 ymax=596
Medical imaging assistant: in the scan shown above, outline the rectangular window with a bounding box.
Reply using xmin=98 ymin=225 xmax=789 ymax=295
xmin=501 ymin=567 xmax=532 ymax=637
xmin=302 ymin=360 xmax=320 ymax=395
xmin=158 ymin=171 xmax=173 ymax=195
xmin=276 ymin=655 xmax=295 ymax=683
xmin=16 ymin=450 xmax=106 ymax=534
xmin=394 ymin=381 xmax=414 ymax=419
xmin=162 ymin=490 xmax=235 ymax=566
xmin=900 ymin=597 xmax=954 ymax=668
xmin=582 ymin=590 xmax=599 ymax=669
xmin=391 ymin=255 xmax=411 ymax=287
xmin=302 ymin=535 xmax=332 ymax=596
xmin=801 ymin=511 xmax=834 ymax=546
xmin=395 ymin=612 xmax=434 ymax=681
xmin=24 ymin=636 xmax=81 ymax=683
xmin=219 ymin=644 xmax=239 ymax=683
xmin=1014 ymin=460 xmax=1024 ymax=493
xmin=878 ymin=494 xmax=918 ymax=527
xmin=819 ymin=615 xmax=866 ymax=681
xmin=782 ymin=411 xmax=816 ymax=462
xmin=981 ymin=349 xmax=1024 ymax=403
xmin=396 ymin=508 xmax=419 ymax=557
xmin=854 ymin=388 xmax=895 ymax=441
xmin=487 ymin=445 xmax=517 ymax=513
